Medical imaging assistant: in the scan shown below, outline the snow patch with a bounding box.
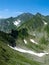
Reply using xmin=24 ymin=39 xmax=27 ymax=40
xmin=43 ymin=20 xmax=47 ymax=25
xmin=13 ymin=19 xmax=21 ymax=26
xmin=24 ymin=39 xmax=27 ymax=44
xmin=8 ymin=45 xmax=49 ymax=57
xmin=30 ymin=39 xmax=38 ymax=44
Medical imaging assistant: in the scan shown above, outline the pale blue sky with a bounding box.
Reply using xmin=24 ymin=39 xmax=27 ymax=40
xmin=0 ymin=0 xmax=49 ymax=18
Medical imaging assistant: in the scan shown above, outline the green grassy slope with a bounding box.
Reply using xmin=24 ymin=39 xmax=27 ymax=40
xmin=0 ymin=13 xmax=49 ymax=65
xmin=17 ymin=13 xmax=49 ymax=52
xmin=0 ymin=34 xmax=42 ymax=65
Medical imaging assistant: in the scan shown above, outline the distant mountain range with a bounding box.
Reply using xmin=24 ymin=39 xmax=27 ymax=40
xmin=0 ymin=13 xmax=49 ymax=65
xmin=0 ymin=12 xmax=49 ymax=33
xmin=0 ymin=13 xmax=33 ymax=33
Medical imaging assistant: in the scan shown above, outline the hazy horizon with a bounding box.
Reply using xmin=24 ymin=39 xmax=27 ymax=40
xmin=0 ymin=0 xmax=49 ymax=18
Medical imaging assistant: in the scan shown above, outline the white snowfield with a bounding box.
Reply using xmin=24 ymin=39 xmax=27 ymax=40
xmin=43 ymin=20 xmax=47 ymax=25
xmin=30 ymin=39 xmax=38 ymax=44
xmin=8 ymin=45 xmax=49 ymax=57
xmin=13 ymin=19 xmax=21 ymax=26
xmin=24 ymin=39 xmax=27 ymax=44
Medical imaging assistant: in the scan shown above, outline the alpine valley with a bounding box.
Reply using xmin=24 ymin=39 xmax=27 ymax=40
xmin=0 ymin=13 xmax=49 ymax=65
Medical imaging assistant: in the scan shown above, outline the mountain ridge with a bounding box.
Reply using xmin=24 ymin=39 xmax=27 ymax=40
xmin=0 ymin=12 xmax=49 ymax=65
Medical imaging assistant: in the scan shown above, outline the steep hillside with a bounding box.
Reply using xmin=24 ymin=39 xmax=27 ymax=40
xmin=0 ymin=13 xmax=33 ymax=33
xmin=14 ymin=13 xmax=33 ymax=23
xmin=16 ymin=13 xmax=49 ymax=56
xmin=0 ymin=13 xmax=49 ymax=65
xmin=0 ymin=31 xmax=42 ymax=65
